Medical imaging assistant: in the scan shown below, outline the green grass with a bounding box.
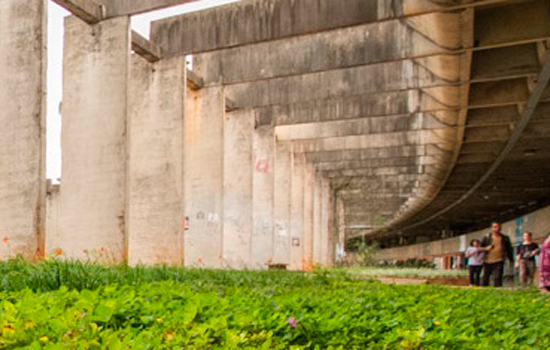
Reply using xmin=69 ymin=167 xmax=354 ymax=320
xmin=0 ymin=258 xmax=331 ymax=293
xmin=344 ymin=267 xmax=468 ymax=279
xmin=0 ymin=260 xmax=547 ymax=349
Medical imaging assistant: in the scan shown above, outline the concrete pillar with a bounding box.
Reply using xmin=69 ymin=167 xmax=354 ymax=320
xmin=223 ymin=109 xmax=254 ymax=268
xmin=335 ymin=195 xmax=346 ymax=264
xmin=184 ymin=86 xmax=225 ymax=267
xmin=289 ymin=152 xmax=305 ymax=270
xmin=58 ymin=16 xmax=130 ymax=262
xmin=302 ymin=164 xmax=315 ymax=270
xmin=0 ymin=0 xmax=46 ymax=259
xmin=273 ymin=142 xmax=292 ymax=265
xmin=45 ymin=183 xmax=61 ymax=253
xmin=251 ymin=126 xmax=275 ymax=268
xmin=126 ymin=57 xmax=184 ymax=266
xmin=321 ymin=178 xmax=335 ymax=266
xmin=313 ymin=173 xmax=323 ymax=265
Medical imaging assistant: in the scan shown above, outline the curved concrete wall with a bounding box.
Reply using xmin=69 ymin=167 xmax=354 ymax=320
xmin=375 ymin=204 xmax=550 ymax=261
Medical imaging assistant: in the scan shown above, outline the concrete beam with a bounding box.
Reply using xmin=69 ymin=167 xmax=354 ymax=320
xmin=160 ymin=13 xmax=542 ymax=87
xmin=103 ymin=0 xmax=198 ymax=17
xmin=290 ymin=129 xmax=457 ymax=154
xmin=331 ymin=175 xmax=422 ymax=188
xmin=471 ymin=43 xmax=540 ymax=82
xmin=275 ymin=113 xmax=455 ymax=141
xmin=52 ymin=0 xmax=104 ymax=24
xmin=186 ymin=69 xmax=204 ymax=91
xmin=466 ymin=105 xmax=519 ymax=127
xmin=151 ymin=0 xmax=523 ymax=56
xmin=225 ymin=97 xmax=239 ymax=112
xmin=474 ymin=0 xmax=550 ymax=48
xmin=131 ymin=31 xmax=160 ymax=62
xmin=225 ymin=60 xmax=452 ymax=111
xmin=469 ymin=78 xmax=530 ymax=108
xmin=315 ymin=157 xmax=440 ymax=172
xmin=53 ymin=0 xmax=202 ymax=20
xmin=189 ymin=19 xmax=462 ymax=86
xmin=325 ymin=166 xmax=431 ymax=179
xmin=305 ymin=146 xmax=427 ymax=163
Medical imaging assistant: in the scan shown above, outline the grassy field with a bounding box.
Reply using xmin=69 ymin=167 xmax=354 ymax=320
xmin=0 ymin=260 xmax=547 ymax=349
xmin=344 ymin=267 xmax=468 ymax=279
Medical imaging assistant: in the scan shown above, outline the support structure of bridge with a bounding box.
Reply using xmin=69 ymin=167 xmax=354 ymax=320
xmin=1 ymin=0 xmax=549 ymax=268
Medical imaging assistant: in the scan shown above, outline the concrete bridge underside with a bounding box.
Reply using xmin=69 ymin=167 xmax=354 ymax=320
xmin=1 ymin=0 xmax=549 ymax=268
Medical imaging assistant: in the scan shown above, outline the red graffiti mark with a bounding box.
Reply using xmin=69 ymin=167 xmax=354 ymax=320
xmin=255 ymin=159 xmax=269 ymax=174
xmin=183 ymin=216 xmax=189 ymax=231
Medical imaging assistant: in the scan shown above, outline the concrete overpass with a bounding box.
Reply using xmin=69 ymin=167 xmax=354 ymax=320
xmin=1 ymin=0 xmax=549 ymax=268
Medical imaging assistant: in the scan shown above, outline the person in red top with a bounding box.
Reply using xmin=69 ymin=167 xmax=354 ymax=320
xmin=539 ymin=234 xmax=550 ymax=294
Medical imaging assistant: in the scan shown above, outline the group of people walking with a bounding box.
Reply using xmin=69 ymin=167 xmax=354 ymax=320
xmin=466 ymin=222 xmax=550 ymax=293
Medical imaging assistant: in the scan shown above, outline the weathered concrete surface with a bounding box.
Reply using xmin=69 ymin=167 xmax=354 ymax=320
xmin=58 ymin=16 xmax=130 ymax=262
xmin=127 ymin=57 xmax=184 ymax=266
xmin=151 ymin=0 xmax=378 ymax=55
xmin=45 ymin=183 xmax=61 ymax=255
xmin=290 ymin=129 xmax=456 ymax=154
xmin=375 ymin=204 xmax=550 ymax=261
xmin=184 ymin=86 xmax=225 ymax=267
xmin=273 ymin=143 xmax=291 ymax=265
xmin=302 ymin=165 xmax=316 ymax=270
xmin=190 ymin=21 xmax=455 ymax=86
xmin=251 ymin=126 xmax=275 ymax=267
xmin=103 ymin=0 xmax=199 ymax=17
xmin=0 ymin=0 xmax=46 ymax=259
xmin=223 ymin=109 xmax=254 ymax=268
xmin=312 ymin=173 xmax=322 ymax=266
xmin=150 ymin=0 xmax=503 ymax=56
xmin=225 ymin=60 xmax=450 ymax=110
xmin=289 ymin=152 xmax=305 ymax=270
xmin=319 ymin=178 xmax=333 ymax=266
xmin=275 ymin=113 xmax=452 ymax=141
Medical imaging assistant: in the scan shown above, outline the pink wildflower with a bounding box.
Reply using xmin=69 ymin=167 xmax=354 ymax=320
xmin=287 ymin=318 xmax=298 ymax=328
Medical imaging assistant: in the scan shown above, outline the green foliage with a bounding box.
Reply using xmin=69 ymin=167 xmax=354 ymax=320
xmin=0 ymin=258 xmax=322 ymax=293
xmin=378 ymin=258 xmax=437 ymax=269
xmin=354 ymin=242 xmax=379 ymax=267
xmin=0 ymin=260 xmax=548 ymax=349
xmin=346 ymin=267 xmax=468 ymax=279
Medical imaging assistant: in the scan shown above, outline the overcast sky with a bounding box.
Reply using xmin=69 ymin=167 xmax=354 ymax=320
xmin=47 ymin=0 xmax=239 ymax=181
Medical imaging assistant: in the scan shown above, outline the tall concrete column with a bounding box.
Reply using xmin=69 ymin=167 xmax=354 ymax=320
xmin=223 ymin=109 xmax=254 ymax=268
xmin=58 ymin=16 xmax=130 ymax=262
xmin=335 ymin=194 xmax=346 ymax=264
xmin=127 ymin=57 xmax=184 ymax=265
xmin=273 ymin=142 xmax=292 ymax=265
xmin=251 ymin=126 xmax=275 ymax=268
xmin=313 ymin=173 xmax=323 ymax=265
xmin=184 ymin=86 xmax=225 ymax=267
xmin=0 ymin=0 xmax=46 ymax=259
xmin=302 ymin=164 xmax=315 ymax=270
xmin=321 ymin=178 xmax=335 ymax=266
xmin=289 ymin=152 xmax=305 ymax=270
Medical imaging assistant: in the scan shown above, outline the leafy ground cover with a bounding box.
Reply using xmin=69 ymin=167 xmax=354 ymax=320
xmin=0 ymin=261 xmax=548 ymax=349
xmin=344 ymin=267 xmax=468 ymax=279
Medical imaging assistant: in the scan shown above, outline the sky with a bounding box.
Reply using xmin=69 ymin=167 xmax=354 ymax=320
xmin=46 ymin=0 xmax=240 ymax=181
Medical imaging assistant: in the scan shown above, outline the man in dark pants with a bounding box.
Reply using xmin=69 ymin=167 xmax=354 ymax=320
xmin=481 ymin=222 xmax=514 ymax=287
